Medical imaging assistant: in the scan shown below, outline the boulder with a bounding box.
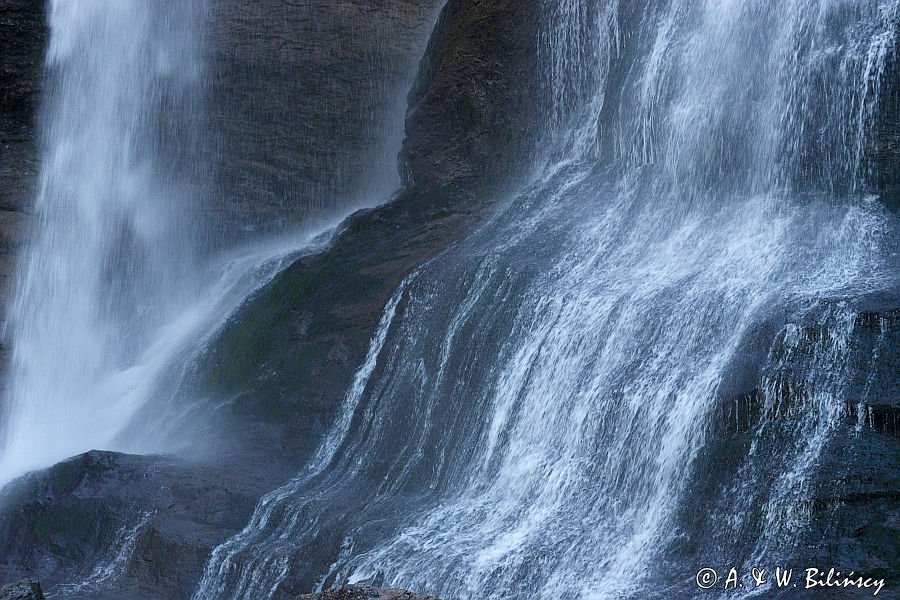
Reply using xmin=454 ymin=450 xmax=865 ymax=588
xmin=0 ymin=580 xmax=44 ymax=600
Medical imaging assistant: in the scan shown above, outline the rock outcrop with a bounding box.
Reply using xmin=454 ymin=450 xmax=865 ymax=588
xmin=0 ymin=580 xmax=44 ymax=600
xmin=206 ymin=0 xmax=445 ymax=237
xmin=0 ymin=450 xmax=269 ymax=600
xmin=872 ymin=29 xmax=900 ymax=210
xmin=400 ymin=0 xmax=545 ymax=191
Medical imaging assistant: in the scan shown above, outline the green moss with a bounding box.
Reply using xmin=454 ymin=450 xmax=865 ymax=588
xmin=48 ymin=459 xmax=84 ymax=496
xmin=205 ymin=262 xmax=322 ymax=396
xmin=27 ymin=502 xmax=103 ymax=557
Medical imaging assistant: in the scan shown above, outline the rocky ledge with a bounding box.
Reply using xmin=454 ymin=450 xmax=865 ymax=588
xmin=300 ymin=585 xmax=439 ymax=600
xmin=0 ymin=580 xmax=44 ymax=600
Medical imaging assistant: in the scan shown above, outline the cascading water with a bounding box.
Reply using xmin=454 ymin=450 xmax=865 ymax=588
xmin=193 ymin=0 xmax=899 ymax=599
xmin=0 ymin=0 xmax=206 ymax=484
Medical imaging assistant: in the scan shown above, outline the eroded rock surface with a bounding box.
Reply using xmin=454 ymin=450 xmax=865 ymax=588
xmin=207 ymin=0 xmax=445 ymax=236
xmin=0 ymin=580 xmax=44 ymax=600
xmin=300 ymin=585 xmax=439 ymax=600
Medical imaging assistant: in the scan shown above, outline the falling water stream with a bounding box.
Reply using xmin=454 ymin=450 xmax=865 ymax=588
xmin=0 ymin=0 xmax=210 ymax=484
xmin=1 ymin=0 xmax=896 ymax=598
xmin=193 ymin=1 xmax=899 ymax=599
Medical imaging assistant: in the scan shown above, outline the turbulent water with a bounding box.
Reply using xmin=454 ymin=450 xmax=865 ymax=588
xmin=193 ymin=1 xmax=900 ymax=599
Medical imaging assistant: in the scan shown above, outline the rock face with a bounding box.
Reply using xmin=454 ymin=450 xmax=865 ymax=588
xmin=193 ymin=0 xmax=551 ymax=492
xmin=677 ymin=301 xmax=900 ymax=595
xmin=0 ymin=450 xmax=271 ymax=600
xmin=872 ymin=29 xmax=900 ymax=210
xmin=0 ymin=0 xmax=44 ymax=315
xmin=400 ymin=0 xmax=545 ymax=191
xmin=206 ymin=0 xmax=445 ymax=237
xmin=0 ymin=580 xmax=44 ymax=600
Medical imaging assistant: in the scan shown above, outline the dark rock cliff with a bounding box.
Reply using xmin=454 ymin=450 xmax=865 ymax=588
xmin=207 ymin=0 xmax=444 ymax=237
xmin=400 ymin=0 xmax=545 ymax=191
xmin=0 ymin=0 xmax=44 ymax=313
xmin=872 ymin=27 xmax=900 ymax=210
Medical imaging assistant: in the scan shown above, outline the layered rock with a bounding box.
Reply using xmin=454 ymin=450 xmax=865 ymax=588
xmin=206 ymin=0 xmax=445 ymax=237
xmin=0 ymin=451 xmax=269 ymax=600
xmin=679 ymin=301 xmax=900 ymax=590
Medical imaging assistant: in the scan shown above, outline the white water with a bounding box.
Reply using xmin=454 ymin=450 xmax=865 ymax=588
xmin=0 ymin=1 xmax=205 ymax=484
xmin=192 ymin=1 xmax=900 ymax=598
xmin=193 ymin=277 xmax=412 ymax=599
xmin=0 ymin=2 xmax=353 ymax=487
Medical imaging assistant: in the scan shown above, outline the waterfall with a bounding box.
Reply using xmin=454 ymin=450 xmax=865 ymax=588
xmin=0 ymin=1 xmax=333 ymax=487
xmin=193 ymin=0 xmax=900 ymax=599
xmin=0 ymin=0 xmax=204 ymax=484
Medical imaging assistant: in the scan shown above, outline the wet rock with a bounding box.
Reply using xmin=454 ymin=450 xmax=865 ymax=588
xmin=0 ymin=580 xmax=44 ymax=600
xmin=678 ymin=300 xmax=900 ymax=589
xmin=299 ymin=585 xmax=439 ymax=600
xmin=400 ymin=0 xmax=545 ymax=192
xmin=0 ymin=451 xmax=267 ymax=599
xmin=200 ymin=184 xmax=481 ymax=465
xmin=207 ymin=0 xmax=444 ymax=238
xmin=871 ymin=27 xmax=899 ymax=210
xmin=0 ymin=0 xmax=44 ymax=316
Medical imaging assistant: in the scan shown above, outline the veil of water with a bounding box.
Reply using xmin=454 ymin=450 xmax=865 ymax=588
xmin=193 ymin=1 xmax=900 ymax=599
xmin=0 ymin=0 xmax=208 ymax=483
xmin=0 ymin=1 xmax=361 ymax=487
